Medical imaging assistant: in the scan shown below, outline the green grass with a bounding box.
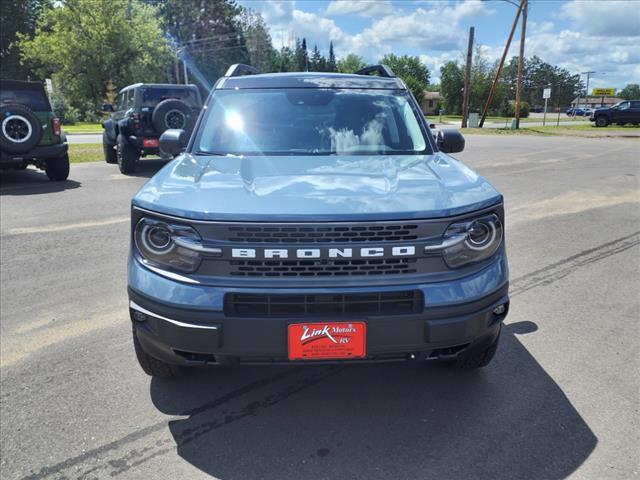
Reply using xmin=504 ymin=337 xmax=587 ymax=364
xmin=69 ymin=143 xmax=104 ymax=163
xmin=62 ymin=122 xmax=102 ymax=134
xmin=433 ymin=115 xmax=586 ymax=125
xmin=461 ymin=123 xmax=639 ymax=137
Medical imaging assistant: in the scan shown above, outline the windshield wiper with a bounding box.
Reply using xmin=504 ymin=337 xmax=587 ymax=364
xmin=193 ymin=150 xmax=235 ymax=156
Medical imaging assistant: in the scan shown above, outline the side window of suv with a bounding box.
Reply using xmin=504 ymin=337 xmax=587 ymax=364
xmin=618 ymin=102 xmax=630 ymax=110
xmin=126 ymin=90 xmax=135 ymax=110
xmin=116 ymin=92 xmax=126 ymax=112
xmin=630 ymin=101 xmax=640 ymax=109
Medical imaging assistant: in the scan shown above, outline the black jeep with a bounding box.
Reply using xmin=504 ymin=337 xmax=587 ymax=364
xmin=590 ymin=100 xmax=640 ymax=127
xmin=102 ymin=83 xmax=203 ymax=174
xmin=0 ymin=80 xmax=70 ymax=181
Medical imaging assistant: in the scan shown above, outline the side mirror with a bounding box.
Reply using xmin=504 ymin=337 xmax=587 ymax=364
xmin=101 ymin=103 xmax=114 ymax=112
xmin=159 ymin=129 xmax=187 ymax=156
xmin=437 ymin=129 xmax=465 ymax=154
xmin=429 ymin=123 xmax=436 ymax=129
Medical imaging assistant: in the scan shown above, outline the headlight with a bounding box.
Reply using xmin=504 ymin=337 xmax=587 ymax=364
xmin=134 ymin=218 xmax=203 ymax=272
xmin=441 ymin=214 xmax=503 ymax=268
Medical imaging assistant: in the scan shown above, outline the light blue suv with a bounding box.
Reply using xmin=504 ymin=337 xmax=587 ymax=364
xmin=127 ymin=64 xmax=509 ymax=378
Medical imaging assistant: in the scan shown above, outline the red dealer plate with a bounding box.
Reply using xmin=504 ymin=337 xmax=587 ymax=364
xmin=288 ymin=322 xmax=366 ymax=360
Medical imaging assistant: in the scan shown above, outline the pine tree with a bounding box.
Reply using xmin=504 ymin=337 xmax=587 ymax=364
xmin=327 ymin=41 xmax=336 ymax=72
xmin=310 ymin=45 xmax=323 ymax=72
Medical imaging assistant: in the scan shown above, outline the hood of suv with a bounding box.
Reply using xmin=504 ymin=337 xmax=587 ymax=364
xmin=133 ymin=153 xmax=502 ymax=221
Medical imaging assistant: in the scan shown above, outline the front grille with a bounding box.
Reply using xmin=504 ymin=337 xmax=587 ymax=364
xmin=224 ymin=290 xmax=423 ymax=317
xmin=229 ymin=258 xmax=418 ymax=277
xmin=226 ymin=224 xmax=420 ymax=243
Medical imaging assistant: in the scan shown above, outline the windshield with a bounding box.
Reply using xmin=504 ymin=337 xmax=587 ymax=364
xmin=195 ymin=89 xmax=430 ymax=156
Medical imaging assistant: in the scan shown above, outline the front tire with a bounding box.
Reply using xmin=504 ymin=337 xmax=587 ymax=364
xmin=450 ymin=326 xmax=501 ymax=369
xmin=45 ymin=154 xmax=70 ymax=181
xmin=117 ymin=134 xmax=139 ymax=174
xmin=132 ymin=328 xmax=183 ymax=379
xmin=103 ymin=132 xmax=117 ymax=164
xmin=595 ymin=116 xmax=609 ymax=127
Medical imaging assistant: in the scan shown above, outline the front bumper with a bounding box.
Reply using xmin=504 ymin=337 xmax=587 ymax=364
xmin=128 ymin=254 xmax=509 ymax=366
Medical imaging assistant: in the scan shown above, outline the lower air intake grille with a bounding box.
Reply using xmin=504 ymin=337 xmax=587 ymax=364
xmin=224 ymin=290 xmax=423 ymax=317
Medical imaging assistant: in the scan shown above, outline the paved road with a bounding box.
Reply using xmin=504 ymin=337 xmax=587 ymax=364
xmin=1 ymin=136 xmax=639 ymax=480
xmin=67 ymin=133 xmax=102 ymax=144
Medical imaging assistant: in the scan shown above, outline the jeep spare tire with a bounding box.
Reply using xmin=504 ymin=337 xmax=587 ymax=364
xmin=0 ymin=103 xmax=43 ymax=154
xmin=151 ymin=99 xmax=193 ymax=135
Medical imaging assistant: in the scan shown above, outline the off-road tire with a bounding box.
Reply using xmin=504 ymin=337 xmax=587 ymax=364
xmin=45 ymin=153 xmax=70 ymax=181
xmin=595 ymin=116 xmax=609 ymax=127
xmin=0 ymin=103 xmax=43 ymax=153
xmin=117 ymin=134 xmax=139 ymax=174
xmin=151 ymin=99 xmax=193 ymax=135
xmin=450 ymin=326 xmax=501 ymax=369
xmin=103 ymin=131 xmax=117 ymax=164
xmin=132 ymin=328 xmax=182 ymax=378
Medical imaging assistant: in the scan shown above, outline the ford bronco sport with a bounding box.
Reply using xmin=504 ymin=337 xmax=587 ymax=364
xmin=102 ymin=83 xmax=202 ymax=174
xmin=0 ymin=80 xmax=70 ymax=181
xmin=128 ymin=64 xmax=509 ymax=378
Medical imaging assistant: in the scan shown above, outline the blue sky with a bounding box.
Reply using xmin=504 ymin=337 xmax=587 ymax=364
xmin=238 ymin=0 xmax=640 ymax=91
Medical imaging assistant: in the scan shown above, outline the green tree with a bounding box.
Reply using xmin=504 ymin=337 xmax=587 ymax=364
xmin=501 ymin=55 xmax=583 ymax=108
xmin=309 ymin=45 xmax=325 ymax=72
xmin=618 ymin=83 xmax=640 ymax=100
xmin=159 ymin=0 xmax=247 ymax=85
xmin=379 ymin=54 xmax=430 ymax=103
xmin=379 ymin=54 xmax=430 ymax=86
xmin=439 ymin=61 xmax=464 ymax=115
xmin=0 ymin=0 xmax=50 ymax=79
xmin=327 ymin=41 xmax=337 ymax=72
xmin=19 ymin=0 xmax=174 ymax=114
xmin=295 ymin=38 xmax=308 ymax=71
xmin=239 ymin=9 xmax=276 ymax=73
xmin=274 ymin=46 xmax=296 ymax=72
xmin=337 ymin=53 xmax=366 ymax=73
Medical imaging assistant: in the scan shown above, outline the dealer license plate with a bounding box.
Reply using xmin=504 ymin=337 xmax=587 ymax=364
xmin=288 ymin=322 xmax=366 ymax=360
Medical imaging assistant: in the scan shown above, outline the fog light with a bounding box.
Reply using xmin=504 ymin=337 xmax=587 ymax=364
xmin=493 ymin=304 xmax=506 ymax=315
xmin=132 ymin=310 xmax=147 ymax=322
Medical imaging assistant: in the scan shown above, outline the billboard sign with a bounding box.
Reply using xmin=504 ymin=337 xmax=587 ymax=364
xmin=592 ymin=88 xmax=615 ymax=96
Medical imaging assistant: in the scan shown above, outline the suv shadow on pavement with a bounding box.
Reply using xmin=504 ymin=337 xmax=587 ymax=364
xmin=121 ymin=158 xmax=171 ymax=179
xmin=0 ymin=168 xmax=80 ymax=195
xmin=149 ymin=323 xmax=597 ymax=480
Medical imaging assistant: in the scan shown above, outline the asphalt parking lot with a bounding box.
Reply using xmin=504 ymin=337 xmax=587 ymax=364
xmin=1 ymin=135 xmax=638 ymax=480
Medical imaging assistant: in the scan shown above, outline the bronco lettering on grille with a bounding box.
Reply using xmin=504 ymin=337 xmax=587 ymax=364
xmin=231 ymin=246 xmax=416 ymax=259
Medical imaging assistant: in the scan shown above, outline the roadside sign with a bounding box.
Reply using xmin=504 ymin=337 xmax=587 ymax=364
xmin=45 ymin=78 xmax=53 ymax=95
xmin=543 ymin=88 xmax=551 ymax=99
xmin=592 ymin=88 xmax=615 ymax=96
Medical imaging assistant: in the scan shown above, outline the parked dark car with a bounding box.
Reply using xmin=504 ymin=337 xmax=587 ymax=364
xmin=102 ymin=83 xmax=203 ymax=174
xmin=590 ymin=100 xmax=640 ymax=127
xmin=127 ymin=64 xmax=509 ymax=378
xmin=566 ymin=107 xmax=588 ymax=116
xmin=0 ymin=80 xmax=69 ymax=180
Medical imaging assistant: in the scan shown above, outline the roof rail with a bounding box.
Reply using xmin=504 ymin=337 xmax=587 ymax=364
xmin=225 ymin=64 xmax=259 ymax=77
xmin=355 ymin=64 xmax=396 ymax=78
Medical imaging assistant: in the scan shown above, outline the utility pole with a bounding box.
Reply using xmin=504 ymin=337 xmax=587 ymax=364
xmin=576 ymin=70 xmax=595 ymax=113
xmin=461 ymin=26 xmax=475 ymax=129
xmin=514 ymin=0 xmax=527 ymax=129
xmin=479 ymin=0 xmax=525 ymax=127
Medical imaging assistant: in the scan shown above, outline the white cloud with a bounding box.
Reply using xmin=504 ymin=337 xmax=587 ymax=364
xmin=560 ymin=0 xmax=640 ymax=37
xmin=242 ymin=0 xmax=638 ymax=90
xmin=325 ymin=0 xmax=393 ymax=18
